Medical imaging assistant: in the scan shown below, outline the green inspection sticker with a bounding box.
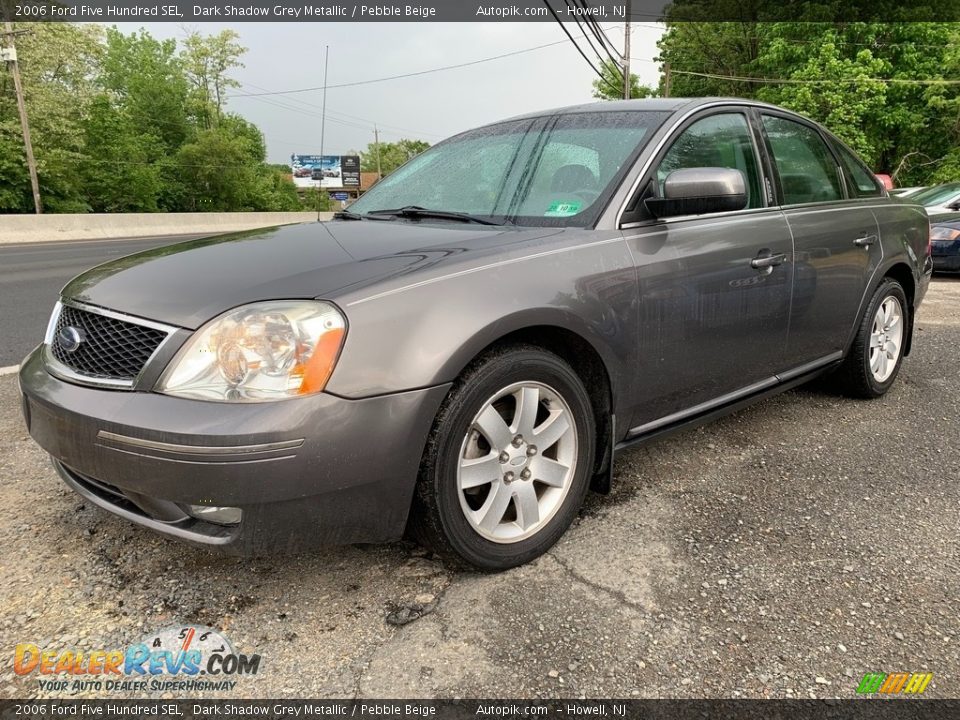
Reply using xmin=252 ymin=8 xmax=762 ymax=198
xmin=544 ymin=200 xmax=582 ymax=217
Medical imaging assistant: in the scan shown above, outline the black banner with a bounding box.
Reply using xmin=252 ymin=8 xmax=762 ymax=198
xmin=341 ymin=155 xmax=361 ymax=187
xmin=3 ymin=700 xmax=960 ymax=720
xmin=4 ymin=0 xmax=960 ymax=23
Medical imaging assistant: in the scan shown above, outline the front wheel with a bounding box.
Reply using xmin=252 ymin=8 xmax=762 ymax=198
xmin=834 ymin=278 xmax=908 ymax=398
xmin=410 ymin=346 xmax=595 ymax=570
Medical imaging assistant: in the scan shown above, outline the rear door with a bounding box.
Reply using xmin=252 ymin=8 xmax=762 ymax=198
xmin=758 ymin=112 xmax=883 ymax=363
xmin=620 ymin=108 xmax=795 ymax=430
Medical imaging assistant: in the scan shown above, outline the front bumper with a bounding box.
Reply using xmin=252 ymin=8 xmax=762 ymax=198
xmin=18 ymin=346 xmax=449 ymax=555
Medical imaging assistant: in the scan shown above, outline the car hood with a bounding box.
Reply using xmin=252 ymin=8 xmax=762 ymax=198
xmin=62 ymin=220 xmax=561 ymax=329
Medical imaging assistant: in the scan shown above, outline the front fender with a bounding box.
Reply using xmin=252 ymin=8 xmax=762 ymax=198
xmin=325 ymin=234 xmax=638 ymax=408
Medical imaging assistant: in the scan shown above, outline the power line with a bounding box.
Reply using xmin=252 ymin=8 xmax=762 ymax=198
xmin=541 ymin=0 xmax=603 ymax=77
xmin=647 ymin=24 xmax=952 ymax=50
xmin=542 ymin=0 xmax=623 ymax=97
xmin=230 ymin=24 xmax=625 ymax=100
xmin=230 ymin=37 xmax=581 ymax=98
xmin=668 ymin=69 xmax=960 ymax=85
xmin=579 ymin=2 xmax=625 ymax=61
xmin=569 ymin=2 xmax=618 ymax=70
xmin=238 ymin=92 xmax=368 ymax=130
xmin=558 ymin=2 xmax=632 ymax=98
xmin=73 ymin=157 xmax=292 ymax=169
xmin=237 ymin=81 xmax=444 ymax=138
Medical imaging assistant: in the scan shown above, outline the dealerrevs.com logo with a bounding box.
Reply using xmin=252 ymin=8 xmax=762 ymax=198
xmin=856 ymin=672 xmax=933 ymax=695
xmin=14 ymin=625 xmax=261 ymax=693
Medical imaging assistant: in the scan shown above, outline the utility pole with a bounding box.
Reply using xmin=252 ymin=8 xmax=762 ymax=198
xmin=622 ymin=0 xmax=631 ymax=100
xmin=373 ymin=125 xmax=382 ymax=181
xmin=663 ymin=61 xmax=672 ymax=98
xmin=2 ymin=18 xmax=41 ymax=214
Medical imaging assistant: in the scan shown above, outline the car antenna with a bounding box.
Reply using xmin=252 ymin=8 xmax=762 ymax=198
xmin=317 ymin=44 xmax=329 ymax=222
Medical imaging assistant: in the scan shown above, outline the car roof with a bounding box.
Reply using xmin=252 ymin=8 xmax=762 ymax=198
xmin=912 ymin=182 xmax=960 ymax=203
xmin=500 ymin=97 xmax=790 ymax=123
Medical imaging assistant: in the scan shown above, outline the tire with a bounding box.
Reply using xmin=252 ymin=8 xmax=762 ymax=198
xmin=410 ymin=345 xmax=595 ymax=570
xmin=834 ymin=278 xmax=909 ymax=399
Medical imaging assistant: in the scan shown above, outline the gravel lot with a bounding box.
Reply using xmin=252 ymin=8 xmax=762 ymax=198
xmin=1 ymin=278 xmax=957 ymax=700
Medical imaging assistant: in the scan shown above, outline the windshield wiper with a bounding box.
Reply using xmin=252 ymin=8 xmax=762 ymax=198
xmin=365 ymin=206 xmax=504 ymax=226
xmin=332 ymin=209 xmax=394 ymax=221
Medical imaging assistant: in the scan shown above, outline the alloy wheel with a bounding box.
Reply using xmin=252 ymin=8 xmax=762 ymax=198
xmin=456 ymin=381 xmax=578 ymax=543
xmin=869 ymin=295 xmax=904 ymax=383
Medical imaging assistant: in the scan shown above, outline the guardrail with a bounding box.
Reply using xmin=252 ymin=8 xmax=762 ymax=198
xmin=0 ymin=212 xmax=333 ymax=244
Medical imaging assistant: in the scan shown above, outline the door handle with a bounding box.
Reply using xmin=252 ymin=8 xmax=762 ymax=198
xmin=854 ymin=234 xmax=878 ymax=247
xmin=750 ymin=251 xmax=786 ymax=269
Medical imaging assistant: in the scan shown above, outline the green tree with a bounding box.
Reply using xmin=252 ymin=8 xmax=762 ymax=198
xmin=0 ymin=23 xmax=322 ymax=214
xmin=79 ymin=96 xmax=163 ymax=212
xmin=359 ymin=138 xmax=431 ymax=175
xmin=181 ymin=29 xmax=246 ymax=129
xmin=0 ymin=22 xmax=103 ymax=212
xmin=100 ymin=28 xmax=190 ymax=153
xmin=591 ymin=59 xmax=657 ymax=101
xmin=175 ymin=115 xmax=298 ymax=211
xmin=656 ymin=22 xmax=960 ymax=184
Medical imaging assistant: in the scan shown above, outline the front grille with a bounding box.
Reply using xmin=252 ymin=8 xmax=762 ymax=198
xmin=50 ymin=304 xmax=168 ymax=382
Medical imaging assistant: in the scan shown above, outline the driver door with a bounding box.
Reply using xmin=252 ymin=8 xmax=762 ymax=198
xmin=621 ymin=109 xmax=796 ymax=431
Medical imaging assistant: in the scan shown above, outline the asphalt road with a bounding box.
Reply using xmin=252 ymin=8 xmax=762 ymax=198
xmin=0 ymin=235 xmax=209 ymax=367
xmin=0 ymin=277 xmax=957 ymax=700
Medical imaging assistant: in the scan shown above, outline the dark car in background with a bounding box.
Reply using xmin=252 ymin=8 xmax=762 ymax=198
xmin=930 ymin=213 xmax=960 ymax=272
xmin=18 ymin=98 xmax=932 ymax=570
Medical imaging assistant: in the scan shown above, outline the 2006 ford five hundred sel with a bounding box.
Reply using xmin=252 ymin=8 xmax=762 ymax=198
xmin=19 ymin=99 xmax=932 ymax=569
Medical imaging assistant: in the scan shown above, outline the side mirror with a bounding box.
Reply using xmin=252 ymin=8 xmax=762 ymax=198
xmin=644 ymin=167 xmax=748 ymax=219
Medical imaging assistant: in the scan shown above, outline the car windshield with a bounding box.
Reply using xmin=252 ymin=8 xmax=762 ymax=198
xmin=911 ymin=182 xmax=960 ymax=206
xmin=348 ymin=110 xmax=669 ymax=227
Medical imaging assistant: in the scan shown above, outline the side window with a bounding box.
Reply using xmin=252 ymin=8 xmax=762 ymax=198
xmin=761 ymin=115 xmax=844 ymax=204
xmin=833 ymin=141 xmax=883 ymax=197
xmin=656 ymin=113 xmax=763 ymax=209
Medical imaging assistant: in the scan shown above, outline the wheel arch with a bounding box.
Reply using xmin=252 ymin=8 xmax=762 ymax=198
xmin=438 ymin=315 xmax=618 ymax=491
xmin=881 ymin=261 xmax=917 ymax=356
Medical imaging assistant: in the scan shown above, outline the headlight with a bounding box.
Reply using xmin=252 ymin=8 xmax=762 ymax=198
xmin=158 ymin=301 xmax=346 ymax=402
xmin=930 ymin=226 xmax=960 ymax=242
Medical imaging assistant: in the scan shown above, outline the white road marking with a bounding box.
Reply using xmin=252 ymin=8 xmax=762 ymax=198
xmin=0 ymin=364 xmax=20 ymax=376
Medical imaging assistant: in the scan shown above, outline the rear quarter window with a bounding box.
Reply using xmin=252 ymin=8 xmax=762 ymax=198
xmin=832 ymin=141 xmax=883 ymax=198
xmin=761 ymin=115 xmax=844 ymax=205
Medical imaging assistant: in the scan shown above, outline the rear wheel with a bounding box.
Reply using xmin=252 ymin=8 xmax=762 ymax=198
xmin=834 ymin=279 xmax=908 ymax=398
xmin=410 ymin=345 xmax=595 ymax=570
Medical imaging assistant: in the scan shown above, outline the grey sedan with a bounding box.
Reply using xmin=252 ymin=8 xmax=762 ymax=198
xmin=19 ymin=98 xmax=932 ymax=569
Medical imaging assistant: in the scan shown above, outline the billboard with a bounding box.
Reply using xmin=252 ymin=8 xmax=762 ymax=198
xmin=290 ymin=154 xmax=361 ymax=189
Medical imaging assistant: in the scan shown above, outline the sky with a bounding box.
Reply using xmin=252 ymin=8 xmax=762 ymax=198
xmin=118 ymin=22 xmax=665 ymax=164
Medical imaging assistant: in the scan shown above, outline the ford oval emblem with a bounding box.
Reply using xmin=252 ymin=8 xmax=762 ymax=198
xmin=57 ymin=326 xmax=84 ymax=354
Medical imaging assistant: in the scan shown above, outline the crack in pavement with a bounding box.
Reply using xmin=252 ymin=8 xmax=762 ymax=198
xmin=545 ymin=551 xmax=651 ymax=615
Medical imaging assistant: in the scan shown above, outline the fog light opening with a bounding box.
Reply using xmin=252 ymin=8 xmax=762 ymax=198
xmin=186 ymin=505 xmax=242 ymax=526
